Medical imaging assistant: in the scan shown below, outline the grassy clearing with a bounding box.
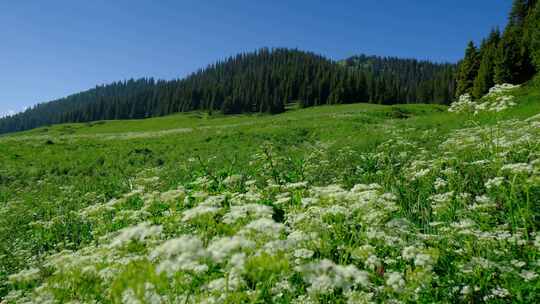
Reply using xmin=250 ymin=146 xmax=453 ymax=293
xmin=3 ymin=103 xmax=435 ymax=137
xmin=1 ymin=81 xmax=539 ymax=303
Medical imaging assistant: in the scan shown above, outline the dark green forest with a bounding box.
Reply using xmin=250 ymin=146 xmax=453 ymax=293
xmin=341 ymin=55 xmax=456 ymax=104
xmin=456 ymin=0 xmax=540 ymax=98
xmin=0 ymin=49 xmax=455 ymax=134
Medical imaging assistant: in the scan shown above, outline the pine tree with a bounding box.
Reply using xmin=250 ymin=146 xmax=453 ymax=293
xmin=529 ymin=2 xmax=540 ymax=70
xmin=493 ymin=0 xmax=537 ymax=84
xmin=472 ymin=30 xmax=500 ymax=98
xmin=495 ymin=27 xmax=526 ymax=84
xmin=510 ymin=0 xmax=531 ymax=26
xmin=473 ymin=54 xmax=494 ymax=98
xmin=456 ymin=41 xmax=480 ymax=97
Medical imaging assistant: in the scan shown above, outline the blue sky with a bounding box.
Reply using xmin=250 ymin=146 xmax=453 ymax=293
xmin=0 ymin=0 xmax=512 ymax=116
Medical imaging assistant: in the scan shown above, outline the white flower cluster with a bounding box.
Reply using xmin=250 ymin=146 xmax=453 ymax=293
xmin=485 ymin=83 xmax=520 ymax=97
xmin=150 ymin=236 xmax=209 ymax=275
xmin=449 ymin=94 xmax=476 ymax=113
xmin=8 ymin=267 xmax=41 ymax=283
xmin=109 ymin=222 xmax=163 ymax=248
xmin=449 ymin=83 xmax=520 ymax=114
xmin=222 ymin=203 xmax=273 ymax=224
xmin=296 ymin=259 xmax=370 ymax=295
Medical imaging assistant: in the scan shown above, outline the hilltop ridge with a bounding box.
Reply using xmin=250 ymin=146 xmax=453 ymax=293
xmin=0 ymin=49 xmax=455 ymax=135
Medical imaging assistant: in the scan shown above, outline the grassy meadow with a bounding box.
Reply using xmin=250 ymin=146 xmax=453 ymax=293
xmin=1 ymin=79 xmax=540 ymax=303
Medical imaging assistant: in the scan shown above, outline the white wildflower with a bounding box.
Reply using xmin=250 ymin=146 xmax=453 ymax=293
xmin=294 ymin=249 xmax=314 ymax=259
xmin=160 ymin=189 xmax=184 ymax=202
xmin=451 ymin=219 xmax=475 ymax=230
xmin=298 ymin=259 xmax=369 ymax=295
xmin=434 ymin=178 xmax=448 ymax=190
xmin=144 ymin=283 xmax=163 ymax=304
xmin=449 ymin=94 xmax=475 ymax=113
xmin=242 ymin=218 xmax=284 ymax=237
xmin=301 ymin=197 xmax=319 ymax=207
xmin=402 ymin=246 xmax=418 ymax=260
xmin=182 ymin=205 xmax=221 ymax=222
xmin=365 ymin=255 xmax=381 ymax=271
xmin=475 ymin=195 xmax=491 ymax=204
xmin=520 ymin=270 xmax=538 ymax=282
xmin=483 ymin=286 xmax=510 ymax=301
xmin=222 ymin=204 xmax=273 ymax=224
xmin=207 ymin=236 xmax=255 ymax=262
xmin=150 ymin=236 xmax=208 ymax=275
xmin=485 ymin=177 xmax=504 ymax=189
xmin=284 ymin=181 xmax=308 ymax=190
xmin=501 ymin=163 xmax=533 ymax=175
xmin=323 ymin=205 xmax=349 ymax=216
xmin=414 ymin=253 xmax=434 ymax=269
xmin=110 ymin=222 xmax=162 ymax=247
xmin=8 ymin=268 xmax=41 ymax=283
xmin=534 ymin=235 xmax=540 ymax=249
xmin=206 ymin=273 xmax=244 ymax=292
xmin=386 ymin=271 xmax=405 ymax=292
xmin=223 ymin=174 xmax=242 ymax=186
xmin=351 ymin=183 xmax=382 ymax=192
xmin=345 ymin=290 xmax=374 ymax=304
xmin=511 ymin=259 xmax=526 ymax=268
xmin=411 ymin=168 xmax=430 ymax=180
xmin=275 ymin=196 xmax=291 ymax=206
xmin=122 ymin=288 xmax=141 ymax=304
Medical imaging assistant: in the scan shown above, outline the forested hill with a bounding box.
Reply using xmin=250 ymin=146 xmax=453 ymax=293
xmin=0 ymin=48 xmax=456 ymax=135
xmin=341 ymin=55 xmax=456 ymax=104
xmin=455 ymin=0 xmax=540 ymax=99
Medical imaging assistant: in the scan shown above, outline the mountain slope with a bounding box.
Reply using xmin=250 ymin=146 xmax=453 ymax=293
xmin=0 ymin=49 xmax=456 ymax=135
xmin=342 ymin=55 xmax=456 ymax=104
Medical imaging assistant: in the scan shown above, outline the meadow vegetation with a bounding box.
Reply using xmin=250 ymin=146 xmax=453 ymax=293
xmin=1 ymin=78 xmax=540 ymax=303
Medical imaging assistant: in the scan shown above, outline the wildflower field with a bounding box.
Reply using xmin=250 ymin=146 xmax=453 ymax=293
xmin=1 ymin=79 xmax=540 ymax=303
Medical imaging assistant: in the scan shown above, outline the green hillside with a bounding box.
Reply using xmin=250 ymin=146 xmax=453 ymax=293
xmin=0 ymin=49 xmax=456 ymax=135
xmin=1 ymin=77 xmax=540 ymax=302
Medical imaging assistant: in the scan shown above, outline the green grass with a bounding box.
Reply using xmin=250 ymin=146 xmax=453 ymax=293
xmin=1 ymin=80 xmax=539 ymax=303
xmin=4 ymin=103 xmax=438 ymax=137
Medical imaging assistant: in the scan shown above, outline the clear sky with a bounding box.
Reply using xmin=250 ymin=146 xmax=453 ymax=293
xmin=0 ymin=0 xmax=512 ymax=116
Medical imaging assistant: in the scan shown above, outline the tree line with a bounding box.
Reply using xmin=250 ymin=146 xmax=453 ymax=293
xmin=342 ymin=55 xmax=456 ymax=104
xmin=456 ymin=0 xmax=540 ymax=98
xmin=0 ymin=48 xmax=456 ymax=134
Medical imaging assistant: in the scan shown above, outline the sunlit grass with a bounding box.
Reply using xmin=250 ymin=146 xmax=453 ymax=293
xmin=1 ymin=80 xmax=539 ymax=303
